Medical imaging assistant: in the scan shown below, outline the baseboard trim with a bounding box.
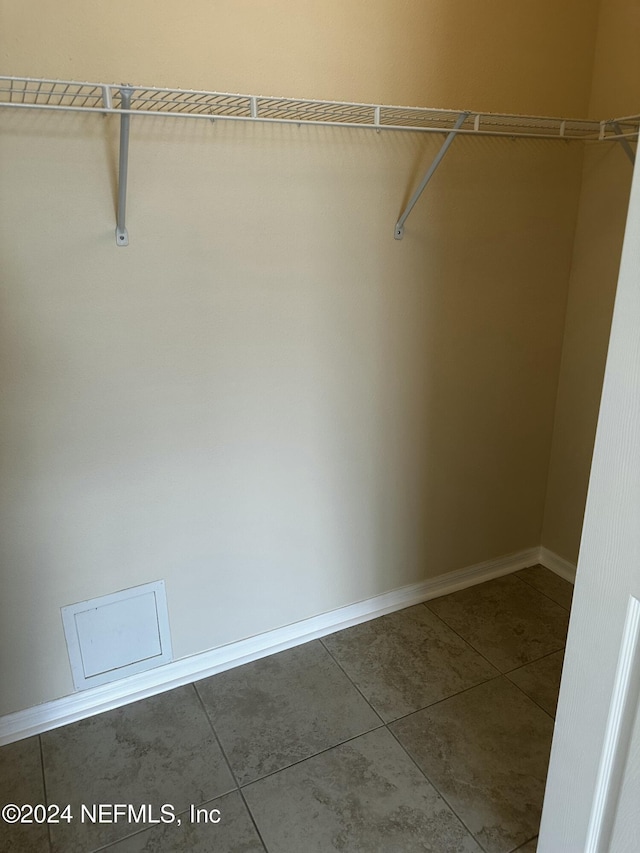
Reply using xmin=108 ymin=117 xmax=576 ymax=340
xmin=0 ymin=546 xmax=540 ymax=746
xmin=538 ymin=546 xmax=577 ymax=583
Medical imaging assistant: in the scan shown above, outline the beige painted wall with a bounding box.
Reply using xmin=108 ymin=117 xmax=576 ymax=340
xmin=1 ymin=1 xmax=597 ymax=714
xmin=541 ymin=0 xmax=640 ymax=563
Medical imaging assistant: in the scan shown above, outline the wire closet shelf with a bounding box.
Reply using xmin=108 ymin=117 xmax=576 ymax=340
xmin=2 ymin=76 xmax=638 ymax=244
xmin=3 ymin=75 xmax=639 ymax=141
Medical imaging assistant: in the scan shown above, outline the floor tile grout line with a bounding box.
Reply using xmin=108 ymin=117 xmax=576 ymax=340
xmin=88 ymin=795 xmax=249 ymax=853
xmin=190 ymin=638 xmax=385 ymax=790
xmin=391 ymin=660 xmax=554 ymax=852
xmin=319 ymin=596 xmax=505 ymax=719
xmin=422 ymin=590 xmax=569 ymax=674
xmin=92 ymin=684 xmax=241 ymax=851
xmin=90 ymin=819 xmax=163 ymax=852
xmin=421 ymin=596 xmax=527 ymax=675
xmin=52 ymin=789 xmax=245 ymax=851
xmin=32 ymin=688 xmax=248 ymax=853
xmin=509 ymin=833 xmax=539 ymax=852
xmin=502 ymin=642 xmax=566 ymax=717
xmin=236 ymin=787 xmax=270 ymax=853
xmin=511 ymin=567 xmax=573 ymax=612
xmin=317 ymin=637 xmax=386 ymax=725
xmin=38 ymin=734 xmax=53 ymax=853
xmin=40 ymin=726 xmax=155 ymax=853
xmin=198 ymin=671 xmax=526 ymax=792
xmin=504 ymin=673 xmax=558 ymax=722
xmin=236 ymin=714 xmax=489 ymax=853
xmin=90 ymin=689 xmax=267 ymax=853
xmin=504 ymin=643 xmax=567 ymax=720
xmin=83 ymin=678 xmax=541 ymax=853
xmin=503 ymin=646 xmax=566 ymax=675
xmin=320 ymin=590 xmax=561 ymax=730
xmin=384 ymin=723 xmax=492 ymax=853
xmin=385 ymin=673 xmax=505 ymax=726
xmin=190 ymin=681 xmax=272 ymax=853
xmin=191 ymin=683 xmax=242 ymax=794
xmin=388 ymin=711 xmax=547 ymax=853
xmin=236 ymin=723 xmax=386 ymax=789
xmin=418 ymin=598 xmax=506 ymax=674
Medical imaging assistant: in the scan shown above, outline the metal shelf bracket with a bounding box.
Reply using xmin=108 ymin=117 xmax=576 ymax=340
xmin=115 ymin=87 xmax=133 ymax=246
xmin=612 ymin=122 xmax=636 ymax=166
xmin=394 ymin=112 xmax=469 ymax=240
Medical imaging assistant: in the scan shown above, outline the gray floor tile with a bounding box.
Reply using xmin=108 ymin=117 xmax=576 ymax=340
xmin=243 ymin=727 xmax=482 ymax=853
xmin=507 ymin=651 xmax=565 ymax=717
xmin=390 ymin=678 xmax=554 ymax=853
xmin=103 ymin=791 xmax=265 ymax=852
xmin=426 ymin=574 xmax=569 ymax=671
xmin=0 ymin=736 xmax=50 ymax=853
xmin=41 ymin=686 xmax=235 ymax=853
xmin=195 ymin=640 xmax=381 ymax=785
xmin=515 ymin=565 xmax=574 ymax=610
xmin=322 ymin=604 xmax=498 ymax=721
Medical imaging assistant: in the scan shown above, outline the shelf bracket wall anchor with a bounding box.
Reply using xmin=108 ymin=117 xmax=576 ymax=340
xmin=612 ymin=122 xmax=636 ymax=166
xmin=116 ymin=87 xmax=133 ymax=246
xmin=394 ymin=111 xmax=469 ymax=240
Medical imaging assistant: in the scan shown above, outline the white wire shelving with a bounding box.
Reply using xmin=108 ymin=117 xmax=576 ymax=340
xmin=1 ymin=76 xmax=638 ymax=243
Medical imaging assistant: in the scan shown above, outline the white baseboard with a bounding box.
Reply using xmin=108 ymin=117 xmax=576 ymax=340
xmin=538 ymin=546 xmax=577 ymax=583
xmin=0 ymin=546 xmax=541 ymax=746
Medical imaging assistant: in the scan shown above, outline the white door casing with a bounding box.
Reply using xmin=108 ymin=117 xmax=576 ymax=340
xmin=538 ymin=149 xmax=640 ymax=850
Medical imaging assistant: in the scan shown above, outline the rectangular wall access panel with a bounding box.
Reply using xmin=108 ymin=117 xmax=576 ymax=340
xmin=61 ymin=580 xmax=173 ymax=690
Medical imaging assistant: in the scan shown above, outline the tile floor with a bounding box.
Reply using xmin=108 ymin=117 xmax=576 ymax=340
xmin=0 ymin=565 xmax=572 ymax=853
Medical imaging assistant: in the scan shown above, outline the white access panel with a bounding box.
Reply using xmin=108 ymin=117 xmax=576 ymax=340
xmin=62 ymin=581 xmax=172 ymax=690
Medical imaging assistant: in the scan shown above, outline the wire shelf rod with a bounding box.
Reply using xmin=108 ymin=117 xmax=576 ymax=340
xmin=603 ymin=113 xmax=640 ymax=123
xmin=603 ymin=132 xmax=640 ymax=142
xmin=1 ymin=76 xmax=637 ymax=245
xmin=0 ymin=74 xmax=623 ymax=126
xmin=0 ymin=99 xmax=608 ymax=140
xmin=0 ymin=76 xmax=608 ymax=140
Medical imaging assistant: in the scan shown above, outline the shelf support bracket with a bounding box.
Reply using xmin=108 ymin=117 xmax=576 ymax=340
xmin=394 ymin=111 xmax=469 ymax=240
xmin=612 ymin=122 xmax=636 ymax=166
xmin=116 ymin=87 xmax=133 ymax=246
